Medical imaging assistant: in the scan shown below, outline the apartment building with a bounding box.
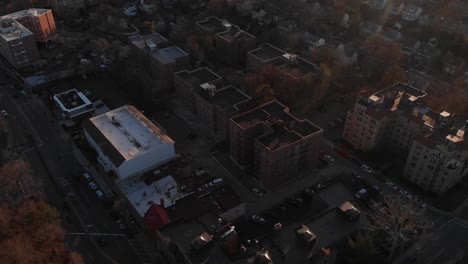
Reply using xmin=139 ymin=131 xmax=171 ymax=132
xmin=404 ymin=122 xmax=468 ymax=194
xmin=247 ymin=43 xmax=320 ymax=84
xmin=230 ymin=100 xmax=323 ymax=189
xmin=343 ymin=83 xmax=428 ymax=152
xmin=129 ymin=33 xmax=189 ymax=95
xmin=196 ymin=16 xmax=256 ymax=65
xmin=49 ymin=0 xmax=86 ymax=17
xmin=4 ymin=9 xmax=57 ymax=43
xmin=175 ymin=67 xmax=251 ymax=141
xmin=0 ymin=18 xmax=40 ymax=68
xmin=343 ymin=83 xmax=468 ymax=194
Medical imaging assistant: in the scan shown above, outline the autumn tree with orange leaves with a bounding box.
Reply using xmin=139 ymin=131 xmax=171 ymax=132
xmin=0 ymin=160 xmax=83 ymax=263
xmin=361 ymin=35 xmax=403 ymax=74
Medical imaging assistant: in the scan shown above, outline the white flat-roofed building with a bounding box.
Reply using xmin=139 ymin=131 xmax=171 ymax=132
xmin=53 ymin=89 xmax=94 ymax=119
xmin=83 ymin=105 xmax=175 ymax=179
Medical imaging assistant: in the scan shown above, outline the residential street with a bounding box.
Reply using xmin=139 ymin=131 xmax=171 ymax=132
xmin=0 ymin=84 xmax=142 ymax=264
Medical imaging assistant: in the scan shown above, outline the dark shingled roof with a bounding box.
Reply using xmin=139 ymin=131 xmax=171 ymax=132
xmin=83 ymin=119 xmax=126 ymax=166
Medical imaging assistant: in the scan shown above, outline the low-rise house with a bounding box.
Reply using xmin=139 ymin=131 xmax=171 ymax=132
xmin=442 ymin=53 xmax=466 ymax=76
xmin=402 ymin=4 xmax=423 ymax=21
xmin=328 ymin=41 xmax=358 ymax=65
xmin=418 ymin=14 xmax=433 ymax=27
xmin=413 ymin=39 xmax=442 ymax=72
xmin=370 ymin=0 xmax=389 ymax=10
xmin=389 ymin=1 xmax=405 ymax=16
xmin=276 ymin=17 xmax=297 ymax=33
xmin=49 ymin=0 xmax=85 ymax=17
xmin=304 ymin=32 xmax=325 ymax=51
xmin=360 ymin=20 xmax=382 ymax=37
xmin=382 ymin=28 xmax=402 ymax=41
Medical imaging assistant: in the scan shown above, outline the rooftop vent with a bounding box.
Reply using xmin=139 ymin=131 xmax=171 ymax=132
xmin=200 ymin=83 xmax=216 ymax=97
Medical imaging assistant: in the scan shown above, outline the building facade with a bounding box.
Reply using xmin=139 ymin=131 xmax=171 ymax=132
xmin=343 ymin=84 xmax=428 ymax=152
xmin=403 ymin=124 xmax=468 ymax=194
xmin=229 ymin=100 xmax=323 ymax=189
xmin=0 ymin=18 xmax=40 ymax=68
xmin=129 ymin=33 xmax=189 ymax=95
xmin=83 ymin=105 xmax=176 ymax=179
xmin=175 ymin=67 xmax=251 ymax=141
xmin=196 ymin=16 xmax=256 ymax=65
xmin=4 ymin=9 xmax=57 ymax=43
xmin=343 ymin=83 xmax=468 ymax=194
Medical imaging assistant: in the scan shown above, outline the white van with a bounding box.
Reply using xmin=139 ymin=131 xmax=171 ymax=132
xmin=208 ymin=178 xmax=223 ymax=187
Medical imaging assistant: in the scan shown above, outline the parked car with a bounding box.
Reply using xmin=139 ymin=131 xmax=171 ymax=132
xmin=197 ymin=184 xmax=209 ymax=192
xmin=117 ymin=220 xmax=126 ymax=230
xmin=416 ymin=200 xmax=426 ymax=208
xmin=355 ymin=188 xmax=368 ymax=199
xmin=400 ymin=189 xmax=412 ymax=199
xmin=360 ymin=164 xmax=373 ymax=173
xmin=287 ymin=197 xmax=304 ymax=206
xmin=96 ymin=190 xmax=105 ymax=199
xmin=82 ymin=172 xmax=92 ymax=182
xmin=251 ymin=215 xmax=266 ymax=224
xmin=1 ymin=110 xmax=7 ymax=117
xmin=386 ymin=181 xmax=398 ymax=191
xmin=351 ymin=171 xmax=361 ymax=178
xmin=273 ymin=222 xmax=283 ymax=231
xmin=89 ymin=181 xmax=98 ymax=190
xmin=208 ymin=178 xmax=224 ymax=187
xmin=21 ymin=90 xmax=30 ymax=98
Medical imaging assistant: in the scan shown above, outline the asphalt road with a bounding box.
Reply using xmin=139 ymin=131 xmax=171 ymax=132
xmin=0 ymin=84 xmax=141 ymax=264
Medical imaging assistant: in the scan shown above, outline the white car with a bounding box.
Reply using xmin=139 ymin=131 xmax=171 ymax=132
xmin=386 ymin=181 xmax=398 ymax=190
xmin=197 ymin=184 xmax=209 ymax=192
xmin=89 ymin=181 xmax=98 ymax=190
xmin=1 ymin=110 xmax=7 ymax=117
xmin=251 ymin=215 xmax=266 ymax=224
xmin=400 ymin=189 xmax=412 ymax=199
xmin=96 ymin=190 xmax=105 ymax=199
xmin=355 ymin=188 xmax=368 ymax=199
xmin=360 ymin=164 xmax=373 ymax=173
xmin=324 ymin=155 xmax=334 ymax=163
xmin=416 ymin=200 xmax=426 ymax=208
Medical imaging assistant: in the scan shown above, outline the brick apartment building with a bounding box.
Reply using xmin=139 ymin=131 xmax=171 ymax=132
xmin=229 ymin=100 xmax=323 ymax=189
xmin=343 ymin=83 xmax=428 ymax=152
xmin=0 ymin=18 xmax=40 ymax=68
xmin=175 ymin=67 xmax=251 ymax=141
xmin=129 ymin=33 xmax=189 ymax=95
xmin=343 ymin=83 xmax=468 ymax=194
xmin=196 ymin=16 xmax=256 ymax=65
xmin=4 ymin=9 xmax=57 ymax=43
xmin=403 ymin=122 xmax=468 ymax=194
xmin=247 ymin=43 xmax=320 ymax=85
xmin=49 ymin=0 xmax=86 ymax=17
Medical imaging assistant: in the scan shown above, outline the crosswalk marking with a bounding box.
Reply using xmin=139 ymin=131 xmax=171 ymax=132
xmin=450 ymin=217 xmax=468 ymax=229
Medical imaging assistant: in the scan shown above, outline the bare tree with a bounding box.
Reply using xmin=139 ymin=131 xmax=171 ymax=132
xmin=0 ymin=160 xmax=40 ymax=203
xmin=366 ymin=195 xmax=431 ymax=263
